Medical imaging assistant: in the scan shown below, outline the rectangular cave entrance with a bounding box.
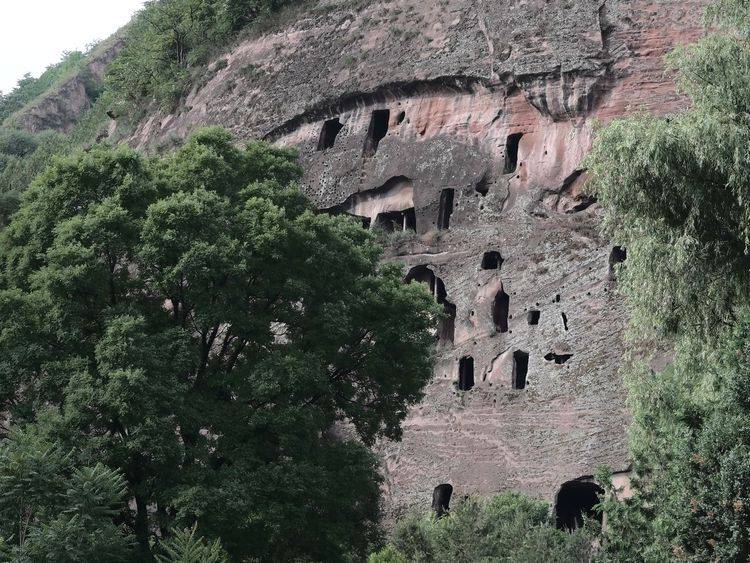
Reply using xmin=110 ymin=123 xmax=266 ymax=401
xmin=504 ymin=132 xmax=523 ymax=174
xmin=512 ymin=351 xmax=529 ymax=389
xmin=437 ymin=188 xmax=455 ymax=231
xmin=317 ymin=117 xmax=344 ymax=151
xmin=363 ymin=109 xmax=390 ymax=157
xmin=493 ymin=289 xmax=510 ymax=333
xmin=374 ymin=208 xmax=416 ymax=233
xmin=527 ymin=310 xmax=540 ymax=325
xmin=458 ymin=356 xmax=474 ymax=391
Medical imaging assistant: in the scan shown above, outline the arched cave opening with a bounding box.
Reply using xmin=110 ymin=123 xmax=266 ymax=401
xmin=432 ymin=484 xmax=453 ymax=517
xmin=527 ymin=310 xmax=540 ymax=325
xmin=458 ymin=356 xmax=474 ymax=391
xmin=555 ymin=480 xmax=604 ymax=531
xmin=363 ymin=109 xmax=390 ymax=157
xmin=512 ymin=350 xmax=529 ymax=389
xmin=438 ymin=188 xmax=455 ymax=231
xmin=481 ymin=251 xmax=504 ymax=270
xmin=317 ymin=117 xmax=344 ymax=151
xmin=504 ymin=132 xmax=523 ymax=174
xmin=405 ymin=266 xmax=454 ymax=344
xmin=493 ymin=289 xmax=510 ymax=333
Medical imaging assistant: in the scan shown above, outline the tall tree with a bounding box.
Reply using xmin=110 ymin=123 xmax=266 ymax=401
xmin=0 ymin=127 xmax=439 ymax=560
xmin=587 ymin=0 xmax=750 ymax=559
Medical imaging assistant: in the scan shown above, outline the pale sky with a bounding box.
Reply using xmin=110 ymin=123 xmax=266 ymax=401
xmin=0 ymin=0 xmax=147 ymax=94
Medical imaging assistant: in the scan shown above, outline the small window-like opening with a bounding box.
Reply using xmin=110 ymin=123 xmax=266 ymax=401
xmin=481 ymin=251 xmax=504 ymax=270
xmin=527 ymin=310 xmax=540 ymax=325
xmin=544 ymin=352 xmax=573 ymax=364
xmin=609 ymin=246 xmax=627 ymax=279
xmin=493 ymin=289 xmax=510 ymax=333
xmin=374 ymin=208 xmax=416 ymax=233
xmin=555 ymin=480 xmax=604 ymax=531
xmin=561 ymin=312 xmax=569 ymax=331
xmin=397 ymin=111 xmax=406 ymax=124
xmin=437 ymin=189 xmax=455 ymax=231
xmin=512 ymin=351 xmax=529 ymax=389
xmin=317 ymin=118 xmax=344 ymax=151
xmin=432 ymin=484 xmax=453 ymax=517
xmin=610 ymin=246 xmax=627 ymax=265
xmin=458 ymin=356 xmax=474 ymax=391
xmin=504 ymin=132 xmax=523 ymax=174
xmin=363 ymin=109 xmax=390 ymax=157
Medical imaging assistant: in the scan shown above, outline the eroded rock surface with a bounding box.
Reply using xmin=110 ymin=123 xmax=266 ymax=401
xmin=128 ymin=0 xmax=707 ymax=519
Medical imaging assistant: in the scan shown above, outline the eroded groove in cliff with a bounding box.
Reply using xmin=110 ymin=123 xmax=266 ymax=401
xmin=263 ymin=75 xmax=493 ymax=141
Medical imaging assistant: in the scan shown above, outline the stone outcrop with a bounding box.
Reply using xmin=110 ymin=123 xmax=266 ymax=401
xmin=12 ymin=38 xmax=123 ymax=133
xmin=125 ymin=0 xmax=707 ymax=520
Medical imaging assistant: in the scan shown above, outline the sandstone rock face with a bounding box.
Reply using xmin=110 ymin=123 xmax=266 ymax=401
xmin=130 ymin=0 xmax=707 ymax=518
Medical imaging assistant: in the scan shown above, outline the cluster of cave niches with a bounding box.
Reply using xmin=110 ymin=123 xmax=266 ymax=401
xmin=431 ymin=479 xmax=604 ymax=531
xmin=419 ymin=245 xmax=627 ymax=393
xmin=317 ymin=109 xmax=525 ymax=233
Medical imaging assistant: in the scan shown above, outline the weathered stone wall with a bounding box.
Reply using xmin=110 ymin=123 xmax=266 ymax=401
xmin=128 ymin=0 xmax=708 ymax=519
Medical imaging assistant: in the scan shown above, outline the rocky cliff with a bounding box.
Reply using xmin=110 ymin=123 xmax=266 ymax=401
xmin=123 ymin=0 xmax=705 ymax=519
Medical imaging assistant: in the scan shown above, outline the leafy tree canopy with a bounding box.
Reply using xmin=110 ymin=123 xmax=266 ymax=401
xmin=0 ymin=126 xmax=439 ymax=561
xmin=586 ymin=0 xmax=750 ymax=559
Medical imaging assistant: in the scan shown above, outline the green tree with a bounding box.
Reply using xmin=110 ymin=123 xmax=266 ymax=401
xmin=586 ymin=0 xmax=750 ymax=559
xmin=0 ymin=417 xmax=134 ymax=561
xmin=156 ymin=525 xmax=229 ymax=563
xmin=370 ymin=493 xmax=593 ymax=563
xmin=0 ymin=126 xmax=438 ymax=560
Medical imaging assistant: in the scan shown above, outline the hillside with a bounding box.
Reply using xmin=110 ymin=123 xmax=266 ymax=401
xmin=0 ymin=0 xmax=719 ymax=547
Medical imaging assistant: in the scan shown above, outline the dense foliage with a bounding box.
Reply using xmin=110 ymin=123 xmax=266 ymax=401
xmin=586 ymin=0 xmax=750 ymax=559
xmin=108 ymin=0 xmax=302 ymax=110
xmin=0 ymin=126 xmax=438 ymax=560
xmin=370 ymin=493 xmax=593 ymax=563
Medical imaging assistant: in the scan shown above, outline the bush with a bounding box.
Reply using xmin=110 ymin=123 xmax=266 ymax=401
xmin=371 ymin=492 xmax=593 ymax=563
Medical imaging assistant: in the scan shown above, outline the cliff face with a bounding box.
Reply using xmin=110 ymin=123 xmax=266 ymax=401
xmin=127 ymin=0 xmax=706 ymax=518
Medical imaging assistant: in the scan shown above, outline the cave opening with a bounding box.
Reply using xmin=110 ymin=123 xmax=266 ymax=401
xmin=544 ymin=352 xmax=573 ymax=364
xmin=458 ymin=356 xmax=474 ymax=391
xmin=527 ymin=310 xmax=540 ymax=325
xmin=432 ymin=484 xmax=453 ymax=517
xmin=374 ymin=208 xmax=416 ymax=233
xmin=561 ymin=312 xmax=569 ymax=331
xmin=317 ymin=117 xmax=344 ymax=151
xmin=397 ymin=111 xmax=406 ymax=124
xmin=512 ymin=350 xmax=529 ymax=389
xmin=493 ymin=289 xmax=510 ymax=333
xmin=481 ymin=251 xmax=504 ymax=270
xmin=608 ymin=246 xmax=627 ymax=279
xmin=438 ymin=188 xmax=455 ymax=231
xmin=555 ymin=480 xmax=604 ymax=531
xmin=440 ymin=301 xmax=456 ymax=344
xmin=364 ymin=109 xmax=390 ymax=157
xmin=405 ymin=266 xmax=455 ymax=344
xmin=504 ymin=132 xmax=523 ymax=174
xmin=475 ymin=174 xmax=490 ymax=196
